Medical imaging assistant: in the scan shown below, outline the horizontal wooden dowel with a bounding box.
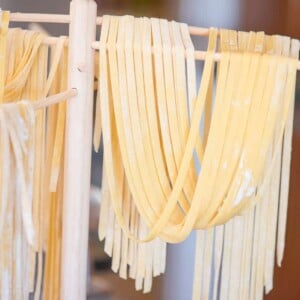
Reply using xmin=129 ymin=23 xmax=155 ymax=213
xmin=195 ymin=51 xmax=222 ymax=61
xmin=32 ymin=88 xmax=77 ymax=110
xmin=96 ymin=16 xmax=102 ymax=25
xmin=9 ymin=13 xmax=210 ymax=36
xmin=9 ymin=13 xmax=300 ymax=69
xmin=42 ymin=36 xmax=68 ymax=46
xmin=35 ymin=37 xmax=300 ymax=70
xmin=97 ymin=16 xmax=210 ymax=36
xmin=90 ymin=41 xmax=300 ymax=69
xmin=188 ymin=25 xmax=210 ymax=36
xmin=192 ymin=52 xmax=300 ymax=69
xmin=10 ymin=13 xmax=71 ymax=23
xmin=91 ymin=40 xmax=221 ymax=60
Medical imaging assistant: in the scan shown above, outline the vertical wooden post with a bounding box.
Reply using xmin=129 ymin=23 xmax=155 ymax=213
xmin=61 ymin=0 xmax=96 ymax=299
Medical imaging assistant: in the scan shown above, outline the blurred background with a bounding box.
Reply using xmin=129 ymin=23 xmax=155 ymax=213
xmin=1 ymin=0 xmax=299 ymax=299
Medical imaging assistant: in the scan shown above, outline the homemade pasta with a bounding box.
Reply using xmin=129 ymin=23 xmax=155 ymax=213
xmin=0 ymin=11 xmax=68 ymax=299
xmin=0 ymin=7 xmax=299 ymax=299
xmin=95 ymin=14 xmax=299 ymax=298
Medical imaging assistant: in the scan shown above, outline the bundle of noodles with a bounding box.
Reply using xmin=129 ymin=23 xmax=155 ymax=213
xmin=94 ymin=15 xmax=170 ymax=292
xmin=192 ymin=33 xmax=300 ymax=300
xmin=93 ymin=14 xmax=205 ymax=291
xmin=94 ymin=14 xmax=299 ymax=296
xmin=0 ymin=11 xmax=68 ymax=299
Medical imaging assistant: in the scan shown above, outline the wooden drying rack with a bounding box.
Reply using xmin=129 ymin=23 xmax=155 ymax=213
xmin=6 ymin=0 xmax=300 ymax=299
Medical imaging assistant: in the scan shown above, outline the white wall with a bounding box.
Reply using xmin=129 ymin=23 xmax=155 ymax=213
xmin=178 ymin=0 xmax=240 ymax=29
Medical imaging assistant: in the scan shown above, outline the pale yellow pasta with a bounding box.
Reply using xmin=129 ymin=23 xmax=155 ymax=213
xmin=96 ymin=15 xmax=299 ymax=298
xmin=0 ymin=8 xmax=297 ymax=300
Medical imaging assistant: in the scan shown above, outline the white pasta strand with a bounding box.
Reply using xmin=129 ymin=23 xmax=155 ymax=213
xmin=0 ymin=101 xmax=35 ymax=299
xmin=277 ymin=38 xmax=300 ymax=266
xmin=263 ymin=35 xmax=288 ymax=293
xmin=239 ymin=208 xmax=255 ymax=300
xmin=219 ymin=219 xmax=233 ymax=300
xmin=98 ymin=166 xmax=109 ymax=241
xmin=119 ymin=177 xmax=131 ymax=279
xmin=229 ymin=217 xmax=245 ymax=300
xmin=212 ymin=225 xmax=224 ymax=300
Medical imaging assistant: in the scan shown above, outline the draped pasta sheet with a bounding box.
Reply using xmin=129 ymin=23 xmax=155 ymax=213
xmin=95 ymin=15 xmax=299 ymax=296
xmin=0 ymin=11 xmax=68 ymax=299
xmin=192 ymin=33 xmax=300 ymax=300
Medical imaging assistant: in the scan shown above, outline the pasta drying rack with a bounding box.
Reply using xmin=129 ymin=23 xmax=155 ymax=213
xmin=6 ymin=0 xmax=300 ymax=299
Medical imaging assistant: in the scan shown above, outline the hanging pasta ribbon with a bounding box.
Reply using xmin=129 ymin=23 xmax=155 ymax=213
xmin=0 ymin=100 xmax=35 ymax=299
xmin=96 ymin=15 xmax=167 ymax=292
xmin=0 ymin=11 xmax=68 ymax=299
xmin=193 ymin=34 xmax=299 ymax=300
